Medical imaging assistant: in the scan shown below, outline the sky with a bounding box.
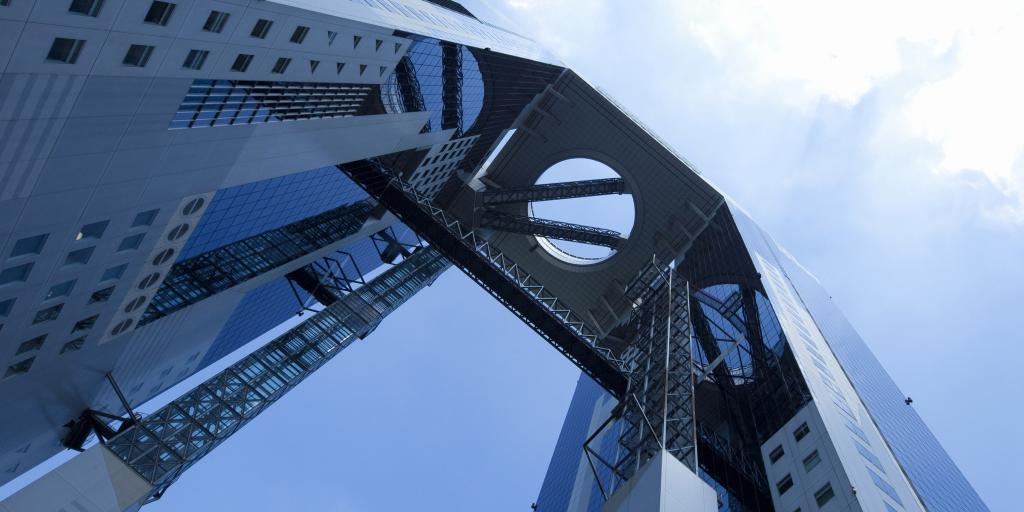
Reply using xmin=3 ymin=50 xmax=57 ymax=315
xmin=2 ymin=1 xmax=1020 ymax=510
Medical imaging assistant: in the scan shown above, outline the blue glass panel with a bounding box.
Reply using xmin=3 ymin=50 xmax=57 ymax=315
xmin=856 ymin=439 xmax=886 ymax=474
xmin=869 ymin=467 xmax=904 ymax=506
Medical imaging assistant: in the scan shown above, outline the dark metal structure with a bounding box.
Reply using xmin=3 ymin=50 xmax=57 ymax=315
xmin=481 ymin=178 xmax=626 ymax=205
xmin=480 ymin=211 xmax=625 ymax=249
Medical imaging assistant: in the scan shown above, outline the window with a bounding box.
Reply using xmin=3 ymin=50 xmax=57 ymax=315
xmin=33 ymin=301 xmax=63 ymax=321
xmin=46 ymin=38 xmax=85 ymax=64
xmin=182 ymin=197 xmax=204 ymax=215
xmin=0 ymin=298 xmax=13 ymax=317
xmin=123 ymin=44 xmax=154 ymax=67
xmin=60 ymin=337 xmax=85 ymax=354
xmin=10 ymin=234 xmax=47 ymax=257
xmin=776 ymin=474 xmax=793 ymax=495
xmin=0 ymin=0 xmax=9 ymax=6
xmin=231 ymin=53 xmax=253 ymax=72
xmin=271 ymin=57 xmax=291 ymax=74
xmin=124 ymin=295 xmax=147 ymax=313
xmin=845 ymin=420 xmax=870 ymax=445
xmin=182 ymin=49 xmax=209 ymax=70
xmin=138 ymin=272 xmax=160 ymax=289
xmin=793 ymin=422 xmax=811 ymax=442
xmin=374 ymin=39 xmax=383 ymax=51
xmin=251 ymin=18 xmax=272 ymax=39
xmin=4 ymin=357 xmax=35 ymax=378
xmin=72 ymin=315 xmax=98 ymax=333
xmin=359 ymin=64 xmax=367 ymax=75
xmin=803 ymin=450 xmax=821 ymax=472
xmin=353 ymin=35 xmax=362 ymax=48
xmin=202 ymin=10 xmax=229 ymax=33
xmin=309 ymin=59 xmax=320 ymax=73
xmin=143 ymin=1 xmax=175 ymax=25
xmin=856 ymin=442 xmax=886 ymax=473
xmin=768 ymin=445 xmax=785 ymax=464
xmin=64 ymin=247 xmax=95 ymax=266
xmin=88 ymin=286 xmax=115 ymax=304
xmin=290 ymin=25 xmax=309 ymax=43
xmin=45 ymin=280 xmax=76 ymax=300
xmin=0 ymin=263 xmax=33 ymax=285
xmin=152 ymin=248 xmax=175 ymax=266
xmin=68 ymin=0 xmax=103 ymax=16
xmin=394 ymin=42 xmax=402 ymax=54
xmin=336 ymin=62 xmax=345 ymax=74
xmin=813 ymin=483 xmax=835 ymax=507
xmin=327 ymin=30 xmax=337 ymax=46
xmin=132 ymin=209 xmax=158 ymax=227
xmin=111 ymin=318 xmax=133 ymax=336
xmin=117 ymin=233 xmax=145 ymax=252
xmin=100 ymin=264 xmax=127 ymax=282
xmin=77 ymin=220 xmax=108 ymax=240
xmin=167 ymin=223 xmax=189 ymax=241
xmin=16 ymin=335 xmax=45 ymax=355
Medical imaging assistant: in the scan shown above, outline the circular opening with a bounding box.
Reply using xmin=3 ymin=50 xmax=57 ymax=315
xmin=124 ymin=296 xmax=147 ymax=313
xmin=529 ymin=159 xmax=634 ymax=265
xmin=138 ymin=272 xmax=161 ymax=290
xmin=167 ymin=223 xmax=190 ymax=241
xmin=182 ymin=198 xmax=205 ymax=216
xmin=111 ymin=319 xmax=134 ymax=336
xmin=153 ymin=248 xmax=175 ymax=266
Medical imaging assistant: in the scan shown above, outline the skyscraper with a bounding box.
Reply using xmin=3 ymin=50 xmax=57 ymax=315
xmin=0 ymin=1 xmax=986 ymax=511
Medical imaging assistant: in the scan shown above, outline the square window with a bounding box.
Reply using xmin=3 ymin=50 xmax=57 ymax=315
xmin=76 ymin=220 xmax=108 ymax=240
xmin=776 ymin=474 xmax=793 ymax=496
xmin=16 ymin=335 xmax=45 ymax=355
xmin=88 ymin=286 xmax=115 ymax=304
xmin=182 ymin=49 xmax=209 ymax=70
xmin=231 ymin=53 xmax=253 ymax=72
xmin=100 ymin=264 xmax=127 ymax=282
xmin=123 ymin=44 xmax=155 ymax=67
xmin=202 ymin=10 xmax=229 ymax=33
xmin=768 ymin=445 xmax=785 ymax=464
xmin=0 ymin=263 xmax=33 ymax=285
xmin=33 ymin=303 xmax=63 ymax=324
xmin=290 ymin=25 xmax=309 ymax=44
xmin=60 ymin=337 xmax=86 ymax=354
xmin=803 ymin=450 xmax=821 ymax=472
xmin=45 ymin=280 xmax=76 ymax=300
xmin=46 ymin=38 xmax=85 ymax=64
xmin=132 ymin=209 xmax=159 ymax=227
xmin=814 ymin=483 xmax=835 ymax=507
xmin=64 ymin=247 xmax=95 ymax=266
xmin=271 ymin=57 xmax=291 ymax=74
xmin=793 ymin=422 xmax=811 ymax=442
xmin=10 ymin=234 xmax=47 ymax=257
xmin=0 ymin=298 xmax=14 ymax=317
xmin=69 ymin=0 xmax=104 ymax=16
xmin=72 ymin=315 xmax=98 ymax=333
xmin=4 ymin=357 xmax=35 ymax=378
xmin=251 ymin=18 xmax=272 ymax=39
xmin=143 ymin=1 xmax=175 ymax=25
xmin=118 ymin=233 xmax=145 ymax=252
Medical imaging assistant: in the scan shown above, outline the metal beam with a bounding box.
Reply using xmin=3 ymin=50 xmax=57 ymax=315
xmin=338 ymin=159 xmax=629 ymax=397
xmin=480 ymin=211 xmax=625 ymax=249
xmin=482 ymin=178 xmax=626 ymax=205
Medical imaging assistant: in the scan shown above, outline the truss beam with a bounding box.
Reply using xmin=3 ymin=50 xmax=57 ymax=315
xmin=480 ymin=211 xmax=625 ymax=249
xmin=482 ymin=178 xmax=626 ymax=205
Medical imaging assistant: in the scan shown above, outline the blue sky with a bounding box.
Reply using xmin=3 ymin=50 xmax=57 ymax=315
xmin=3 ymin=1 xmax=1018 ymax=510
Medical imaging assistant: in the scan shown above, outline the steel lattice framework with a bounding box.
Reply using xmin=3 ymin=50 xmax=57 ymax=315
xmin=142 ymin=200 xmax=374 ymax=325
xmin=481 ymin=178 xmax=626 ymax=205
xmin=104 ymin=247 xmax=450 ymax=502
xmin=480 ymin=210 xmax=625 ymax=249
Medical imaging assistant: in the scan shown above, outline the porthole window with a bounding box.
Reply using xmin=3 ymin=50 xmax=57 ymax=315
xmin=124 ymin=296 xmax=147 ymax=313
xmin=111 ymin=318 xmax=134 ymax=336
xmin=167 ymin=224 xmax=189 ymax=241
xmin=182 ymin=198 xmax=205 ymax=215
xmin=152 ymin=248 xmax=175 ymax=266
xmin=138 ymin=272 xmax=160 ymax=290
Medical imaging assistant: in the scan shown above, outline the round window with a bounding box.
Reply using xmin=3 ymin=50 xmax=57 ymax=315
xmin=528 ymin=159 xmax=634 ymax=265
xmin=167 ymin=223 xmax=190 ymax=241
xmin=111 ymin=319 xmax=134 ymax=336
xmin=138 ymin=272 xmax=161 ymax=290
xmin=153 ymin=248 xmax=175 ymax=266
xmin=124 ymin=296 xmax=148 ymax=313
xmin=182 ymin=198 xmax=205 ymax=216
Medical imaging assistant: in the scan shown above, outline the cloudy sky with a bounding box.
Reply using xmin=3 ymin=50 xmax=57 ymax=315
xmin=3 ymin=1 xmax=1017 ymax=510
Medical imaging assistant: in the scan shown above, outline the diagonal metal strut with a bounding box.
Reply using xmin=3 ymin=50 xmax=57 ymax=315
xmin=481 ymin=178 xmax=626 ymax=205
xmin=480 ymin=211 xmax=625 ymax=249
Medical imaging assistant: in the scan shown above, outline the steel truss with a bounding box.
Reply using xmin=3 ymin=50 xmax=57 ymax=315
xmin=481 ymin=178 xmax=626 ymax=205
xmin=480 ymin=211 xmax=625 ymax=249
xmin=104 ymin=247 xmax=450 ymax=502
xmin=583 ymin=258 xmax=696 ymax=499
xmin=338 ymin=159 xmax=629 ymax=396
xmin=142 ymin=200 xmax=375 ymax=325
xmin=286 ymin=250 xmax=369 ymax=309
xmin=440 ymin=41 xmax=464 ymax=134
